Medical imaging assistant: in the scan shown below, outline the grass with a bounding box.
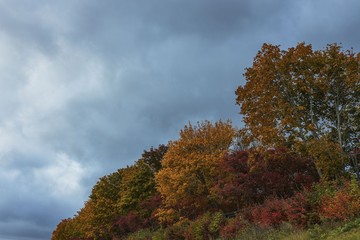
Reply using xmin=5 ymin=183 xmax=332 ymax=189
xmin=124 ymin=218 xmax=360 ymax=240
xmin=232 ymin=218 xmax=360 ymax=240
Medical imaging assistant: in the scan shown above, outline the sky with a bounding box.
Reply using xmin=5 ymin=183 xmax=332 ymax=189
xmin=0 ymin=0 xmax=359 ymax=239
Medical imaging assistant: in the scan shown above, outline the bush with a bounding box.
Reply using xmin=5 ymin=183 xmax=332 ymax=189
xmin=198 ymin=212 xmax=225 ymax=240
xmin=284 ymin=191 xmax=312 ymax=229
xmin=163 ymin=218 xmax=191 ymax=240
xmin=249 ymin=190 xmax=317 ymax=229
xmin=220 ymin=215 xmax=248 ymax=239
xmin=251 ymin=197 xmax=288 ymax=228
xmin=320 ymin=179 xmax=360 ymax=221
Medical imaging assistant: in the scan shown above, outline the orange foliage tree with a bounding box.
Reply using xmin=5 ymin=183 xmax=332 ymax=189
xmin=236 ymin=43 xmax=359 ymax=178
xmin=155 ymin=120 xmax=235 ymax=223
xmin=236 ymin=43 xmax=359 ymax=151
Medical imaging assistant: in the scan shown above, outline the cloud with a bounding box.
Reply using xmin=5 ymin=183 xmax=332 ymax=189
xmin=0 ymin=151 xmax=89 ymax=239
xmin=0 ymin=0 xmax=359 ymax=239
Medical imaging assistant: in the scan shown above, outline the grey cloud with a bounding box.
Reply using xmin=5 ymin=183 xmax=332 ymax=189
xmin=0 ymin=1 xmax=360 ymax=239
xmin=0 ymin=1 xmax=59 ymax=55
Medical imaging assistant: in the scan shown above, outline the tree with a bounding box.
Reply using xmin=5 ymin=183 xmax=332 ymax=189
xmin=215 ymin=148 xmax=318 ymax=212
xmin=155 ymin=120 xmax=235 ymax=223
xmin=316 ymin=44 xmax=359 ymax=151
xmin=86 ymin=170 xmax=123 ymax=239
xmin=141 ymin=144 xmax=168 ymax=173
xmin=52 ymin=200 xmax=98 ymax=240
xmin=117 ymin=161 xmax=157 ymax=214
xmin=73 ymin=200 xmax=97 ymax=240
xmin=236 ymin=43 xmax=359 ymax=151
xmin=51 ymin=218 xmax=87 ymax=240
xmin=53 ymin=143 xmax=168 ymax=240
xmin=236 ymin=43 xmax=359 ymax=178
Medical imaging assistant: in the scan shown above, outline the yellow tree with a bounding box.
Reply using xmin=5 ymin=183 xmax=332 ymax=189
xmin=155 ymin=120 xmax=235 ymax=223
xmin=51 ymin=217 xmax=85 ymax=240
xmin=316 ymin=44 xmax=360 ymax=151
xmin=236 ymin=42 xmax=359 ymax=178
xmin=86 ymin=170 xmax=123 ymax=239
xmin=239 ymin=42 xmax=359 ymax=150
xmin=236 ymin=44 xmax=285 ymax=147
xmin=236 ymin=43 xmax=327 ymax=147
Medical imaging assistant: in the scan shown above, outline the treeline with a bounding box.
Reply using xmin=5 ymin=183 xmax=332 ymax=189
xmin=52 ymin=43 xmax=359 ymax=240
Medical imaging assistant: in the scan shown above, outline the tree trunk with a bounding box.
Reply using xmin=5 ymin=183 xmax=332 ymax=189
xmin=335 ymin=86 xmax=343 ymax=148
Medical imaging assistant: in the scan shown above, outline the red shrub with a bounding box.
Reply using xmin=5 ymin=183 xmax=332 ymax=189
xmin=251 ymin=198 xmax=287 ymax=228
xmin=284 ymin=191 xmax=310 ymax=228
xmin=317 ymin=179 xmax=360 ymax=221
xmin=320 ymin=190 xmax=360 ymax=221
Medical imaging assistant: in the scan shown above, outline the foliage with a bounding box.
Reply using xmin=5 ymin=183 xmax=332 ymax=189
xmin=305 ymin=137 xmax=347 ymax=179
xmin=284 ymin=191 xmax=312 ymax=229
xmin=87 ymin=170 xmax=123 ymax=239
xmin=140 ymin=144 xmax=168 ymax=173
xmin=215 ymin=148 xmax=318 ymax=211
xmin=162 ymin=218 xmax=191 ymax=240
xmin=125 ymin=228 xmax=153 ymax=240
xmin=155 ymin=120 xmax=235 ymax=223
xmin=52 ymin=218 xmax=88 ymax=240
xmin=138 ymin=193 xmax=162 ymax=228
xmin=189 ymin=211 xmax=225 ymax=240
xmin=251 ymin=197 xmax=288 ymax=228
xmin=53 ymin=144 xmax=167 ymax=240
xmin=112 ymin=146 xmax=167 ymax=238
xmin=114 ymin=211 xmax=144 ymax=236
xmin=220 ymin=215 xmax=249 ymax=239
xmin=236 ymin=42 xmax=359 ymax=152
xmin=245 ymin=189 xmax=318 ymax=230
xmin=320 ymin=178 xmax=360 ymax=221
xmin=117 ymin=161 xmax=157 ymax=214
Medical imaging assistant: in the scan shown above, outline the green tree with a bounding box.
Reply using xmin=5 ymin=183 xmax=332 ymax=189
xmin=86 ymin=170 xmax=123 ymax=239
xmin=117 ymin=161 xmax=157 ymax=214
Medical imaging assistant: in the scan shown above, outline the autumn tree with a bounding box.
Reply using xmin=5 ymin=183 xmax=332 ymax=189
xmin=236 ymin=42 xmax=359 ymax=150
xmin=316 ymin=44 xmax=360 ymax=151
xmin=141 ymin=144 xmax=168 ymax=173
xmin=52 ymin=144 xmax=168 ymax=240
xmin=215 ymin=148 xmax=318 ymax=212
xmin=236 ymin=43 xmax=359 ymax=178
xmin=113 ymin=144 xmax=167 ymax=236
xmin=86 ymin=170 xmax=123 ymax=239
xmin=116 ymin=163 xmax=155 ymax=213
xmin=52 ymin=200 xmax=98 ymax=240
xmin=51 ymin=218 xmax=87 ymax=240
xmin=155 ymin=120 xmax=235 ymax=223
xmin=73 ymin=200 xmax=97 ymax=240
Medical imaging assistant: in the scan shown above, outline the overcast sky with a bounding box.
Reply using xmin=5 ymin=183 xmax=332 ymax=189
xmin=0 ymin=0 xmax=359 ymax=239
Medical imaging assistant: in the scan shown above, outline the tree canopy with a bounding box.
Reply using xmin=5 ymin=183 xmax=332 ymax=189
xmin=236 ymin=43 xmax=359 ymax=151
xmin=155 ymin=120 xmax=235 ymax=222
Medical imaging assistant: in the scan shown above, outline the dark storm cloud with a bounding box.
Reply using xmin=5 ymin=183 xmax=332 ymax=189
xmin=0 ymin=0 xmax=359 ymax=239
xmin=0 ymin=1 xmax=59 ymax=54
